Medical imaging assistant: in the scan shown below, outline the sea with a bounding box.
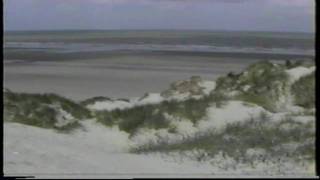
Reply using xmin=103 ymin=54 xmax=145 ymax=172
xmin=4 ymin=30 xmax=315 ymax=61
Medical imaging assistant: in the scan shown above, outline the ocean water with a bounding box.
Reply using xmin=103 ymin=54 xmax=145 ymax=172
xmin=4 ymin=30 xmax=315 ymax=59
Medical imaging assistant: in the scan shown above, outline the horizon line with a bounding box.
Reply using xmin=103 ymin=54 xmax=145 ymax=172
xmin=4 ymin=28 xmax=315 ymax=34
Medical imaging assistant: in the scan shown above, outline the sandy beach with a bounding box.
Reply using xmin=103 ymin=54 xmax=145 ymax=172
xmin=4 ymin=53 xmax=275 ymax=101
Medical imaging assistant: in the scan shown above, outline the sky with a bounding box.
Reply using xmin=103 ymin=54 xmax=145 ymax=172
xmin=4 ymin=0 xmax=315 ymax=32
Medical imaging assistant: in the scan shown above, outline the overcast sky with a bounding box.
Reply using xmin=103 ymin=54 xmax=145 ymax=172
xmin=4 ymin=0 xmax=315 ymax=32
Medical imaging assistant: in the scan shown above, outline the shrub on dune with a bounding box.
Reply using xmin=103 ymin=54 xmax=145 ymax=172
xmin=4 ymin=91 xmax=91 ymax=132
xmin=96 ymin=96 xmax=218 ymax=135
xmin=131 ymin=116 xmax=315 ymax=164
xmin=215 ymin=61 xmax=289 ymax=112
xmin=291 ymin=72 xmax=315 ymax=109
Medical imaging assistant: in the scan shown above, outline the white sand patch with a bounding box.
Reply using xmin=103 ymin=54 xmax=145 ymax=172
xmin=166 ymin=92 xmax=193 ymax=101
xmin=285 ymin=105 xmax=305 ymax=114
xmin=131 ymin=128 xmax=173 ymax=145
xmin=4 ymin=122 xmax=221 ymax=178
xmin=53 ymin=107 xmax=77 ymax=128
xmin=290 ymin=116 xmax=315 ymax=124
xmin=242 ymin=85 xmax=251 ymax=92
xmin=198 ymin=80 xmax=216 ymax=95
xmin=228 ymin=90 xmax=241 ymax=97
xmin=86 ymin=78 xmax=216 ymax=111
xmin=245 ymin=148 xmax=267 ymax=158
xmin=87 ymin=100 xmax=132 ymax=111
xmin=134 ymin=93 xmax=164 ymax=105
xmin=285 ymin=66 xmax=315 ymax=83
xmin=87 ymin=93 xmax=164 ymax=111
xmin=76 ymin=120 xmax=132 ymax=152
xmin=198 ymin=101 xmax=266 ymax=131
xmin=173 ymin=120 xmax=197 ymax=135
xmin=267 ymin=112 xmax=289 ymax=122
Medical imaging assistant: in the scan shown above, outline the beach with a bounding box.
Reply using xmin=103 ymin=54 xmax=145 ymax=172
xmin=5 ymin=53 xmax=276 ymax=101
xmin=3 ymin=30 xmax=316 ymax=178
xmin=3 ymin=0 xmax=317 ymax=176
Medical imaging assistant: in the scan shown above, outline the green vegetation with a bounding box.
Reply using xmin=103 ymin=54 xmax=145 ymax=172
xmin=131 ymin=116 xmax=315 ymax=163
xmin=215 ymin=61 xmax=289 ymax=112
xmin=285 ymin=60 xmax=304 ymax=69
xmin=285 ymin=59 xmax=315 ymax=69
xmin=4 ymin=91 xmax=91 ymax=132
xmin=236 ymin=94 xmax=276 ymax=112
xmin=3 ymin=60 xmax=315 ymax=139
xmin=96 ymin=92 xmax=229 ymax=135
xmin=96 ymin=99 xmax=204 ymax=135
xmin=96 ymin=104 xmax=169 ymax=135
xmin=3 ymin=89 xmax=228 ymax=134
xmin=291 ymin=72 xmax=315 ymax=109
xmin=208 ymin=91 xmax=229 ymax=108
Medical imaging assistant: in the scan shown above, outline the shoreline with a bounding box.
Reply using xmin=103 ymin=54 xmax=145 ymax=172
xmin=5 ymin=54 xmax=292 ymax=101
xmin=4 ymin=54 xmax=313 ymax=101
xmin=4 ymin=49 xmax=314 ymax=62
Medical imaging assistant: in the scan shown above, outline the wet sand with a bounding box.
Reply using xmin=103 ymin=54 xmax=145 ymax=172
xmin=4 ymin=52 xmax=279 ymax=101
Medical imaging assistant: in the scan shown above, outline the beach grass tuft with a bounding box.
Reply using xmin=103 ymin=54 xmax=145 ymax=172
xmin=131 ymin=116 xmax=315 ymax=163
xmin=291 ymin=72 xmax=315 ymax=109
xmin=95 ymin=95 xmax=226 ymax=134
xmin=4 ymin=90 xmax=91 ymax=132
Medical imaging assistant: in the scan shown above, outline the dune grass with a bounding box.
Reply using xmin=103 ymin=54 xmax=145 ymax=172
xmin=291 ymin=72 xmax=315 ymax=109
xmin=96 ymin=92 xmax=228 ymax=135
xmin=285 ymin=60 xmax=305 ymax=69
xmin=131 ymin=116 xmax=315 ymax=163
xmin=236 ymin=94 xmax=276 ymax=112
xmin=215 ymin=61 xmax=289 ymax=112
xmin=3 ymin=89 xmax=227 ymax=134
xmin=4 ymin=91 xmax=91 ymax=132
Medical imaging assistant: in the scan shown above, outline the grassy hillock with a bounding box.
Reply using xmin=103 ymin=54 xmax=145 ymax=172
xmin=215 ymin=61 xmax=290 ymax=112
xmin=291 ymin=72 xmax=315 ymax=109
xmin=4 ymin=91 xmax=91 ymax=132
xmin=95 ymin=91 xmax=228 ymax=135
xmin=131 ymin=115 xmax=315 ymax=164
